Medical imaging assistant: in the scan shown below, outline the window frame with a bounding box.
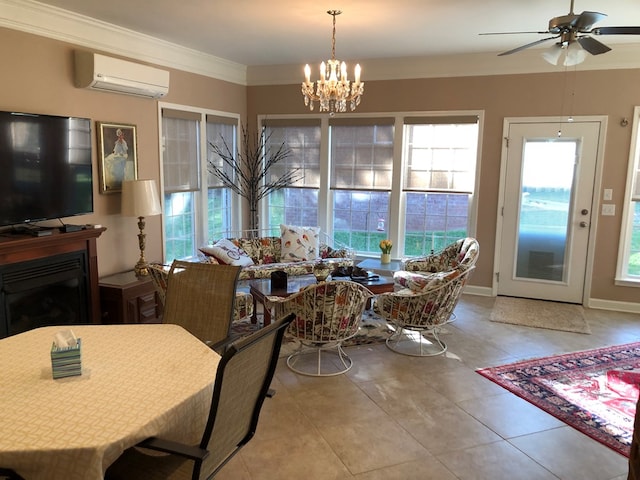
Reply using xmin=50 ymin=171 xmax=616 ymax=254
xmin=615 ymin=105 xmax=640 ymax=286
xmin=258 ymin=112 xmax=483 ymax=258
xmin=158 ymin=102 xmax=241 ymax=262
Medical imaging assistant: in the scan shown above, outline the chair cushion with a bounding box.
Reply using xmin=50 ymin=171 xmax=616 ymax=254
xmin=393 ymin=269 xmax=459 ymax=293
xmin=200 ymin=238 xmax=254 ymax=267
xmin=319 ymin=243 xmax=350 ymax=259
xmin=280 ymin=224 xmax=320 ymax=262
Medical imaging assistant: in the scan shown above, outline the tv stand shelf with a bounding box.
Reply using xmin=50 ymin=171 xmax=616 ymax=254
xmin=0 ymin=227 xmax=106 ymax=327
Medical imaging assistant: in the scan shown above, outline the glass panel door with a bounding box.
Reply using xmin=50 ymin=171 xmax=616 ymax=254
xmin=498 ymin=120 xmax=601 ymax=303
xmin=516 ymin=140 xmax=576 ymax=282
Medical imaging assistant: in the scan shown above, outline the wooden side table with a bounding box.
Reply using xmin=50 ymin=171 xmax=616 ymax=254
xmin=99 ymin=271 xmax=163 ymax=324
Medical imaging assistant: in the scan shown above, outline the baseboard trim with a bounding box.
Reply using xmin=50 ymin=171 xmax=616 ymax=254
xmin=587 ymin=298 xmax=640 ymax=314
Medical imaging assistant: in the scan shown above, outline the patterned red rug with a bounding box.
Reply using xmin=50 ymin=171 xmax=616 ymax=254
xmin=477 ymin=342 xmax=640 ymax=457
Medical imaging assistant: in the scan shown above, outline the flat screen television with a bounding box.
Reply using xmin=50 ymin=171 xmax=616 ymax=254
xmin=0 ymin=111 xmax=93 ymax=227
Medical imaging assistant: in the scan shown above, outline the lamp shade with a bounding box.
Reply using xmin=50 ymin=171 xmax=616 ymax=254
xmin=121 ymin=179 xmax=162 ymax=217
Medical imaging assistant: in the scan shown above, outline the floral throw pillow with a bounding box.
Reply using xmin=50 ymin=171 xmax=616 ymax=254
xmin=200 ymin=238 xmax=254 ymax=267
xmin=280 ymin=224 xmax=320 ymax=263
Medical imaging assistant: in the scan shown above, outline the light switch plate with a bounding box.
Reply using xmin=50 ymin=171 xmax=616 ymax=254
xmin=603 ymin=189 xmax=613 ymax=201
xmin=602 ymin=204 xmax=616 ymax=216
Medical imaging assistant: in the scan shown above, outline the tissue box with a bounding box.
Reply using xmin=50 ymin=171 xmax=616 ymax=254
xmin=51 ymin=338 xmax=82 ymax=379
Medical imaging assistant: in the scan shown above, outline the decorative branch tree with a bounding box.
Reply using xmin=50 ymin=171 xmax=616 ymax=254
xmin=208 ymin=125 xmax=302 ymax=231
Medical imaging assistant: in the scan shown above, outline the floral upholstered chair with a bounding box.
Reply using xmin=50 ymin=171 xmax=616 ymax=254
xmin=267 ymin=281 xmax=372 ymax=376
xmin=402 ymin=237 xmax=479 ymax=274
xmin=374 ymin=266 xmax=475 ymax=356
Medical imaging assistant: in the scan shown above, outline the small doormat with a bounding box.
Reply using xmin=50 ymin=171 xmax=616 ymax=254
xmin=477 ymin=342 xmax=640 ymax=457
xmin=490 ymin=296 xmax=591 ymax=334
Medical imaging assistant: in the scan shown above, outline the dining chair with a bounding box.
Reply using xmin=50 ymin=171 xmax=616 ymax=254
xmin=149 ymin=262 xmax=254 ymax=324
xmin=163 ymin=260 xmax=241 ymax=351
xmin=267 ymin=280 xmax=372 ymax=376
xmin=105 ymin=312 xmax=295 ymax=480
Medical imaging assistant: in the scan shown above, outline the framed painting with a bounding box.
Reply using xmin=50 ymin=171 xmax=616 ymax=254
xmin=97 ymin=122 xmax=138 ymax=193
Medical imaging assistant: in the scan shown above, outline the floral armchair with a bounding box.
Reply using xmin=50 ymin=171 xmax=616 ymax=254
xmin=266 ymin=280 xmax=372 ymax=376
xmin=374 ymin=266 xmax=475 ymax=356
xmin=402 ymin=237 xmax=479 ymax=274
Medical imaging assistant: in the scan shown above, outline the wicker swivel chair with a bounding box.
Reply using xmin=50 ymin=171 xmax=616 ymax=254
xmin=374 ymin=266 xmax=475 ymax=357
xmin=163 ymin=260 xmax=241 ymax=351
xmin=267 ymin=281 xmax=372 ymax=376
xmin=105 ymin=313 xmax=295 ymax=480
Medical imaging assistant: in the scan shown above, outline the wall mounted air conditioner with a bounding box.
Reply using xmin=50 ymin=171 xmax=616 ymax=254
xmin=74 ymin=51 xmax=169 ymax=99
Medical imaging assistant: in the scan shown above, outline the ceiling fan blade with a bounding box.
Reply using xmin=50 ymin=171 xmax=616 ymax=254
xmin=593 ymin=26 xmax=640 ymax=35
xmin=498 ymin=36 xmax=559 ymax=56
xmin=575 ymin=11 xmax=607 ymax=31
xmin=480 ymin=31 xmax=550 ymax=36
xmin=577 ymin=36 xmax=612 ymax=55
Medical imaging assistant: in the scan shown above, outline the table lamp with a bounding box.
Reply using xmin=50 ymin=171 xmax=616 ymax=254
xmin=121 ymin=179 xmax=162 ymax=277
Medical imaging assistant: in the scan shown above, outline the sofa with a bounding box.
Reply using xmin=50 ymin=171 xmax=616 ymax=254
xmin=199 ymin=225 xmax=355 ymax=281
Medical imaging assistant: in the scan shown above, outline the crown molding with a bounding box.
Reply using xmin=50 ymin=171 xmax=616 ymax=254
xmin=0 ymin=0 xmax=247 ymax=85
xmin=248 ymin=43 xmax=640 ymax=86
xmin=3 ymin=0 xmax=640 ymax=88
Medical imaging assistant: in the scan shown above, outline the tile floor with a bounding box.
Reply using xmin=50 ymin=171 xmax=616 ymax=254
xmin=216 ymin=295 xmax=640 ymax=480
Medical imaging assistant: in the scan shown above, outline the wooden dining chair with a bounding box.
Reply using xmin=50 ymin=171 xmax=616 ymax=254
xmin=105 ymin=312 xmax=295 ymax=480
xmin=163 ymin=260 xmax=241 ymax=351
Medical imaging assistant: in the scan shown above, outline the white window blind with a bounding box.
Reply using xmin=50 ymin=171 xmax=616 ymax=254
xmin=162 ymin=109 xmax=200 ymax=193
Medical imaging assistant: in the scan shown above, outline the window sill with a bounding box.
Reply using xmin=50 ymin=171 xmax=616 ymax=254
xmin=614 ymin=278 xmax=640 ymax=288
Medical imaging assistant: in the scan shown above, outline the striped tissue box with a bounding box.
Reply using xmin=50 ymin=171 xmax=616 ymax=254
xmin=51 ymin=338 xmax=82 ymax=379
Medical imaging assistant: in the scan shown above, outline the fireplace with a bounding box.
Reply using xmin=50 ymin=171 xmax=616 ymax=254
xmin=0 ymin=252 xmax=89 ymax=337
xmin=0 ymin=227 xmax=105 ymax=339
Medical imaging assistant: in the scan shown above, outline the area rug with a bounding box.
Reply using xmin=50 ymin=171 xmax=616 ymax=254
xmin=490 ymin=296 xmax=591 ymax=334
xmin=477 ymin=342 xmax=640 ymax=457
xmin=230 ymin=312 xmax=394 ymax=358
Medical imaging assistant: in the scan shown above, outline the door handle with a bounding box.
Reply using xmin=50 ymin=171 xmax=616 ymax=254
xmin=581 ymin=209 xmax=589 ymax=215
xmin=579 ymin=221 xmax=589 ymax=228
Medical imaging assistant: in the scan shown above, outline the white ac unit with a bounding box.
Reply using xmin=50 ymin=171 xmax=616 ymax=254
xmin=74 ymin=51 xmax=169 ymax=99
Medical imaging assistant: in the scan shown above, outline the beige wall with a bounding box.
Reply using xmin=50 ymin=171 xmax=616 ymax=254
xmin=2 ymin=25 xmax=639 ymax=304
xmin=248 ymin=71 xmax=640 ymax=304
xmin=0 ymin=27 xmax=246 ymax=277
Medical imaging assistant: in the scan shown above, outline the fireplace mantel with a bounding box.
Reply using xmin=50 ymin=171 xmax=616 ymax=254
xmin=0 ymin=227 xmax=106 ymax=330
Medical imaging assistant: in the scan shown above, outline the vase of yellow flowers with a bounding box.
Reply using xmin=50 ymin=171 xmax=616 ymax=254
xmin=379 ymin=239 xmax=392 ymax=264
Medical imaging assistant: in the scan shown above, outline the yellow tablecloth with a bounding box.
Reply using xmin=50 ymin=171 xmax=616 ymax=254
xmin=0 ymin=324 xmax=220 ymax=480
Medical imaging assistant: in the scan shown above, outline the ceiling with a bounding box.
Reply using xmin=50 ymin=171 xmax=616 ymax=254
xmin=30 ymin=0 xmax=640 ymax=67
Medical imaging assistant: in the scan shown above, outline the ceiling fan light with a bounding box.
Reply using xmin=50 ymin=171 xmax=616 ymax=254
xmin=564 ymin=44 xmax=587 ymax=66
xmin=541 ymin=43 xmax=587 ymax=66
xmin=542 ymin=45 xmax=563 ymax=65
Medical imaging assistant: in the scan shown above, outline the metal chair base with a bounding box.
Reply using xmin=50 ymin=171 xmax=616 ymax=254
xmin=385 ymin=326 xmax=447 ymax=357
xmin=286 ymin=344 xmax=353 ymax=376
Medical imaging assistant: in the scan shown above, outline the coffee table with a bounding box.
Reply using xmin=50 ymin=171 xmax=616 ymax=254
xmin=248 ymin=274 xmax=394 ymax=325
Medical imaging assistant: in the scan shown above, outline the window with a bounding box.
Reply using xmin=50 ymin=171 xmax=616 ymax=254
xmin=258 ymin=113 xmax=481 ymax=258
xmin=160 ymin=107 xmax=238 ymax=262
xmin=402 ymin=117 xmax=479 ymax=255
xmin=206 ymin=115 xmax=236 ymax=238
xmin=330 ymin=118 xmax=394 ymax=254
xmin=263 ymin=120 xmax=321 ymax=235
xmin=617 ymin=106 xmax=640 ymax=284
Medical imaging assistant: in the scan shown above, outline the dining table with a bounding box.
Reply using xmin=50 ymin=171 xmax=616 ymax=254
xmin=0 ymin=323 xmax=220 ymax=480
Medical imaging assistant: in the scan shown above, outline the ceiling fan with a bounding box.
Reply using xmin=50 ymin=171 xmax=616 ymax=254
xmin=481 ymin=0 xmax=640 ymax=64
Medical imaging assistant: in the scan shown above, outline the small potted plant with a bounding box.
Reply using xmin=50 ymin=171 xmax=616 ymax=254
xmin=379 ymin=239 xmax=392 ymax=264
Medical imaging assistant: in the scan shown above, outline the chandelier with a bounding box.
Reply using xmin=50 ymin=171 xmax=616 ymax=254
xmin=301 ymin=10 xmax=364 ymax=114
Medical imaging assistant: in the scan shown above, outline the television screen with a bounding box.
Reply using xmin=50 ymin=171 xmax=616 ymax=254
xmin=0 ymin=111 xmax=93 ymax=227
